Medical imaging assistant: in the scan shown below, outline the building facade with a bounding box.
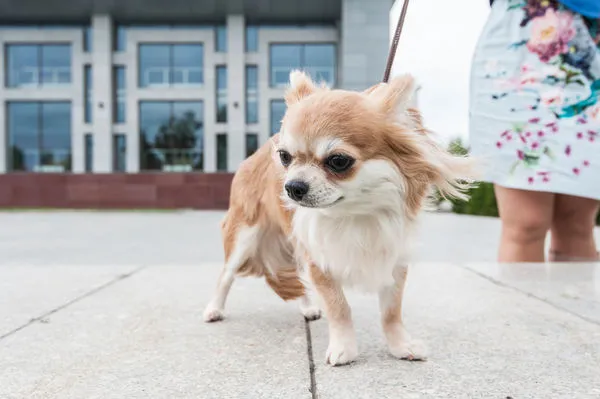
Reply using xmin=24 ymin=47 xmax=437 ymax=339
xmin=0 ymin=0 xmax=391 ymax=208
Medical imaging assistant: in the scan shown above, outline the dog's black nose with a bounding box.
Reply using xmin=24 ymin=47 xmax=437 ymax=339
xmin=285 ymin=180 xmax=309 ymax=201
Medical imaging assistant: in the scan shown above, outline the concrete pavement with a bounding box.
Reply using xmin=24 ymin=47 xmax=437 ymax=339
xmin=1 ymin=211 xmax=599 ymax=398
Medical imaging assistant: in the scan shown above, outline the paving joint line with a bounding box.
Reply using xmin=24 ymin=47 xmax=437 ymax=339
xmin=304 ymin=318 xmax=319 ymax=399
xmin=458 ymin=264 xmax=600 ymax=327
xmin=0 ymin=266 xmax=147 ymax=341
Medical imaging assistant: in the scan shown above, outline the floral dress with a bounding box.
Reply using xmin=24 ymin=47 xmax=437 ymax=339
xmin=470 ymin=0 xmax=600 ymax=200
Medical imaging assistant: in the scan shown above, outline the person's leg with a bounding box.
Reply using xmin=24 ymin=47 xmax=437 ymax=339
xmin=494 ymin=185 xmax=554 ymax=263
xmin=549 ymin=194 xmax=600 ymax=262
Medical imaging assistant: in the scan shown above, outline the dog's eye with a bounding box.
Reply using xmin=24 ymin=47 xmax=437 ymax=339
xmin=278 ymin=150 xmax=292 ymax=167
xmin=325 ymin=154 xmax=354 ymax=173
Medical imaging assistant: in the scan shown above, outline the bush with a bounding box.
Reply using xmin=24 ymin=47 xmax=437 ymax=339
xmin=442 ymin=137 xmax=600 ymax=225
xmin=438 ymin=137 xmax=499 ymax=217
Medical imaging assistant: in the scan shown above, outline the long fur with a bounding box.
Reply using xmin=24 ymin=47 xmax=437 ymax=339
xmin=204 ymin=70 xmax=479 ymax=364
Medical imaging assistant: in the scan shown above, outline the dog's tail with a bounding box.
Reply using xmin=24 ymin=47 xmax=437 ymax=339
xmin=265 ymin=268 xmax=305 ymax=301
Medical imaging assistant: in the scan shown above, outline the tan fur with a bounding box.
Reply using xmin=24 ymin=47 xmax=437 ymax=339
xmin=205 ymin=71 xmax=478 ymax=364
xmin=218 ymin=136 xmax=304 ymax=300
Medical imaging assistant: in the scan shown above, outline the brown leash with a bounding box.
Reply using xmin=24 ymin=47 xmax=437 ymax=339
xmin=382 ymin=0 xmax=411 ymax=83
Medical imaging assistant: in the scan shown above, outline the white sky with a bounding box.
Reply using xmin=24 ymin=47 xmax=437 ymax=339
xmin=389 ymin=0 xmax=491 ymax=144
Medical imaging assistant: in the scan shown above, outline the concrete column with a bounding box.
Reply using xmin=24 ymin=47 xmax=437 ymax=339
xmin=91 ymin=15 xmax=114 ymax=172
xmin=226 ymin=14 xmax=246 ymax=172
xmin=341 ymin=0 xmax=391 ymax=91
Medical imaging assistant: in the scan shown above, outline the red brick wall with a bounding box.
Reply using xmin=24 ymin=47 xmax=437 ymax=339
xmin=0 ymin=173 xmax=234 ymax=209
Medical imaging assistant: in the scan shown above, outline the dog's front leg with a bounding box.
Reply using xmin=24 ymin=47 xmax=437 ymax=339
xmin=308 ymin=262 xmax=357 ymax=366
xmin=379 ymin=265 xmax=427 ymax=361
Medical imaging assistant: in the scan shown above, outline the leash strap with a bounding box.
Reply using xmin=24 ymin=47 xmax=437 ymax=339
xmin=382 ymin=0 xmax=411 ymax=83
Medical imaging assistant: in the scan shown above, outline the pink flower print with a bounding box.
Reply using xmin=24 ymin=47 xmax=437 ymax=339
xmin=501 ymin=130 xmax=510 ymax=137
xmin=527 ymin=8 xmax=576 ymax=62
xmin=540 ymin=87 xmax=564 ymax=107
xmin=529 ymin=117 xmax=541 ymax=124
xmin=545 ymin=122 xmax=558 ymax=133
xmin=528 ymin=177 xmax=535 ymax=184
xmin=577 ymin=116 xmax=587 ymax=124
xmin=583 ymin=160 xmax=590 ymax=167
xmin=537 ymin=131 xmax=545 ymax=137
xmin=587 ymin=105 xmax=600 ymax=123
xmin=520 ymin=64 xmax=534 ymax=74
xmin=520 ymin=135 xmax=527 ymax=143
xmin=517 ymin=150 xmax=525 ymax=160
xmin=573 ymin=167 xmax=580 ymax=175
xmin=588 ymin=130 xmax=597 ymax=142
xmin=525 ymin=131 xmax=532 ymax=137
xmin=577 ymin=132 xmax=584 ymax=139
xmin=506 ymin=134 xmax=513 ymax=141
xmin=537 ymin=172 xmax=550 ymax=183
xmin=565 ymin=145 xmax=571 ymax=156
xmin=496 ymin=141 xmax=503 ymax=149
xmin=532 ymin=142 xmax=540 ymax=149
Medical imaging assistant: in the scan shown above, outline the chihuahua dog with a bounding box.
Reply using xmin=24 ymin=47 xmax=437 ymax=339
xmin=203 ymin=70 xmax=477 ymax=366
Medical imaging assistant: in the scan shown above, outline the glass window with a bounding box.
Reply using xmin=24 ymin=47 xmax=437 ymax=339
xmin=245 ymin=133 xmax=259 ymax=158
xmin=245 ymin=65 xmax=258 ymax=124
xmin=216 ymin=66 xmax=227 ymax=123
xmin=139 ymin=44 xmax=169 ymax=87
xmin=41 ymin=45 xmax=71 ymax=85
xmin=84 ymin=133 xmax=93 ymax=172
xmin=5 ymin=44 xmax=71 ymax=88
xmin=139 ymin=101 xmax=204 ymax=171
xmin=216 ymin=134 xmax=228 ymax=171
xmin=41 ymin=102 xmax=72 ymax=171
xmin=303 ymin=44 xmax=337 ymax=87
xmin=172 ymin=44 xmax=203 ymax=85
xmin=215 ymin=25 xmax=227 ymax=52
xmin=269 ymin=43 xmax=336 ymax=87
xmin=270 ymin=44 xmax=301 ymax=87
xmin=7 ymin=101 xmax=72 ymax=172
xmin=113 ymin=134 xmax=127 ymax=172
xmin=245 ymin=25 xmax=258 ymax=52
xmin=84 ymin=65 xmax=92 ymax=123
xmin=139 ymin=44 xmax=203 ymax=87
xmin=270 ymin=100 xmax=286 ymax=136
xmin=83 ymin=26 xmax=93 ymax=52
xmin=113 ymin=66 xmax=126 ymax=123
xmin=6 ymin=45 xmax=38 ymax=87
xmin=114 ymin=26 xmax=126 ymax=52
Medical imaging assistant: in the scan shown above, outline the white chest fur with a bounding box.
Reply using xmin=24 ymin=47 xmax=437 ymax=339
xmin=292 ymin=208 xmax=413 ymax=292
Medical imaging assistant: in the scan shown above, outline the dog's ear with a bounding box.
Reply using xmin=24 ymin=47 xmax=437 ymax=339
xmin=366 ymin=74 xmax=417 ymax=124
xmin=285 ymin=70 xmax=318 ymax=106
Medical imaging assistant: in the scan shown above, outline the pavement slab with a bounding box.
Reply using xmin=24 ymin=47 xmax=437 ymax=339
xmin=1 ymin=212 xmax=600 ymax=399
xmin=0 ymin=264 xmax=311 ymax=399
xmin=464 ymin=262 xmax=600 ymax=325
xmin=0 ymin=265 xmax=141 ymax=339
xmin=310 ymin=262 xmax=600 ymax=399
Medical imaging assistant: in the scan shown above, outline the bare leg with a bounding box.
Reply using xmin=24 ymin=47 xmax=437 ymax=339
xmin=379 ymin=266 xmax=427 ymax=360
xmin=494 ymin=185 xmax=554 ymax=262
xmin=309 ymin=263 xmax=357 ymax=366
xmin=550 ymin=194 xmax=600 ymax=262
xmin=203 ymin=226 xmax=258 ymax=322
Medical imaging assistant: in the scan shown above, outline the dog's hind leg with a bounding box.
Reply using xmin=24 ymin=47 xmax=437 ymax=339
xmin=203 ymin=225 xmax=260 ymax=322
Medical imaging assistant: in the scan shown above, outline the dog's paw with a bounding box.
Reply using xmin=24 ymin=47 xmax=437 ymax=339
xmin=301 ymin=305 xmax=322 ymax=321
xmin=203 ymin=306 xmax=225 ymax=323
xmin=389 ymin=339 xmax=428 ymax=361
xmin=326 ymin=339 xmax=358 ymax=366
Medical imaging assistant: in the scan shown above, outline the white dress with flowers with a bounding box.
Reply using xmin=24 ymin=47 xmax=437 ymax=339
xmin=469 ymin=0 xmax=600 ymax=200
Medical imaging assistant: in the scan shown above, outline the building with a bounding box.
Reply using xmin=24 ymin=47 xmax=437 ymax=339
xmin=0 ymin=0 xmax=391 ymax=208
